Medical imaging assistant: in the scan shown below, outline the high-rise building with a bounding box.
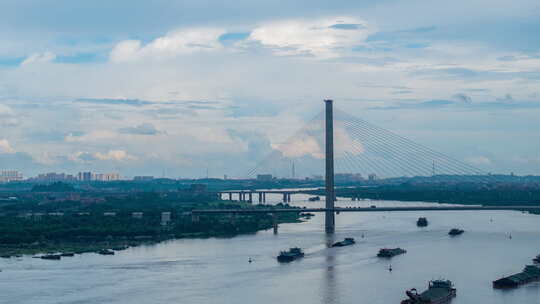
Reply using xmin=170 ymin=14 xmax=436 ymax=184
xmin=78 ymin=172 xmax=92 ymax=181
xmin=33 ymin=172 xmax=77 ymax=183
xmin=93 ymin=173 xmax=120 ymax=181
xmin=0 ymin=170 xmax=23 ymax=183
xmin=368 ymin=173 xmax=378 ymax=181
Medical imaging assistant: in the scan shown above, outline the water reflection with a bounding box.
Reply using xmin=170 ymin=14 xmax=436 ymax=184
xmin=321 ymin=233 xmax=338 ymax=304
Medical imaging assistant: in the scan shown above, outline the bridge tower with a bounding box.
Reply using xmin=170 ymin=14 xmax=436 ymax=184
xmin=325 ymin=99 xmax=335 ymax=233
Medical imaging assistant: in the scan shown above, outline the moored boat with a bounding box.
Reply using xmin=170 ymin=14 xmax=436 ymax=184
xmin=41 ymin=254 xmax=61 ymax=260
xmin=308 ymin=196 xmax=320 ymax=201
xmin=331 ymin=238 xmax=355 ymax=247
xmin=277 ymin=247 xmax=304 ymax=262
xmin=401 ymin=280 xmax=456 ymax=304
xmin=377 ymin=248 xmax=406 ymax=258
xmin=60 ymin=252 xmax=75 ymax=257
xmin=97 ymin=249 xmax=115 ymax=255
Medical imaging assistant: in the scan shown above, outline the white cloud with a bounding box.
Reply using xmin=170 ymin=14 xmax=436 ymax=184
xmin=69 ymin=150 xmax=136 ymax=163
xmin=335 ymin=125 xmax=364 ymax=157
xmin=110 ymin=28 xmax=225 ymax=62
xmin=65 ymin=130 xmax=117 ymax=143
xmin=248 ymin=17 xmax=370 ymax=58
xmin=95 ymin=150 xmax=136 ymax=161
xmin=21 ymin=51 xmax=56 ymax=65
xmin=466 ymin=156 xmax=492 ymax=165
xmin=0 ymin=104 xmax=19 ymax=126
xmin=272 ymin=134 xmax=324 ymax=159
xmin=270 ymin=124 xmax=363 ymax=159
xmin=0 ymin=139 xmax=15 ymax=154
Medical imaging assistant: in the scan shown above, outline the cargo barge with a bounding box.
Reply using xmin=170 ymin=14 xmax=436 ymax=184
xmin=493 ymin=264 xmax=540 ymax=289
xmin=277 ymin=247 xmax=304 ymax=262
xmin=331 ymin=238 xmax=355 ymax=247
xmin=377 ymin=248 xmax=406 ymax=258
xmin=401 ymin=280 xmax=456 ymax=304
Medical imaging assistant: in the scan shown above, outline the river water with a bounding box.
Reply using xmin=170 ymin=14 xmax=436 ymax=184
xmin=1 ymin=193 xmax=540 ymax=304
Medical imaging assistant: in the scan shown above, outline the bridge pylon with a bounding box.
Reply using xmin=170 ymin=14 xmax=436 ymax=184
xmin=325 ymin=99 xmax=335 ymax=233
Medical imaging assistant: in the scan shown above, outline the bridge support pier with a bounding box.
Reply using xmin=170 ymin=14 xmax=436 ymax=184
xmin=258 ymin=193 xmax=262 ymax=203
xmin=248 ymin=192 xmax=253 ymax=203
xmin=271 ymin=213 xmax=278 ymax=234
xmin=229 ymin=193 xmax=232 ymax=201
xmin=282 ymin=193 xmax=287 ymax=203
xmin=263 ymin=193 xmax=266 ymax=203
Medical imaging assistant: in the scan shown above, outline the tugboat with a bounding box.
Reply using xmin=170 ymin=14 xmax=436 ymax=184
xmin=417 ymin=217 xmax=428 ymax=227
xmin=331 ymin=238 xmax=355 ymax=247
xmin=448 ymin=229 xmax=464 ymax=236
xmin=97 ymin=249 xmax=115 ymax=255
xmin=401 ymin=280 xmax=457 ymax=304
xmin=277 ymin=247 xmax=304 ymax=262
xmin=377 ymin=248 xmax=406 ymax=258
xmin=308 ymin=196 xmax=320 ymax=201
xmin=41 ymin=254 xmax=61 ymax=260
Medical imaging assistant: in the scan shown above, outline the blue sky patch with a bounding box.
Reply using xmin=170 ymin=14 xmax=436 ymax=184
xmin=55 ymin=52 xmax=106 ymax=64
xmin=0 ymin=56 xmax=24 ymax=67
xmin=329 ymin=23 xmax=364 ymax=30
xmin=219 ymin=32 xmax=250 ymax=46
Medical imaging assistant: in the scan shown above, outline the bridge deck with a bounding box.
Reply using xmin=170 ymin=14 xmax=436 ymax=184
xmin=192 ymin=206 xmax=540 ymax=214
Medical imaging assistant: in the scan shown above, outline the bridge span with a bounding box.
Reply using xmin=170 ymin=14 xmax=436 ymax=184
xmin=192 ymin=205 xmax=540 ymax=214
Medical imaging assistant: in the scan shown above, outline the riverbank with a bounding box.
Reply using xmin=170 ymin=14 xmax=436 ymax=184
xmin=0 ymin=210 xmax=310 ymax=258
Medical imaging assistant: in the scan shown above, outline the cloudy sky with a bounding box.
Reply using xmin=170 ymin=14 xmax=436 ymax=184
xmin=1 ymin=0 xmax=539 ymax=178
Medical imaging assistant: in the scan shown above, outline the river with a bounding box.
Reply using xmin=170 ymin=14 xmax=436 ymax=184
xmin=1 ymin=193 xmax=539 ymax=304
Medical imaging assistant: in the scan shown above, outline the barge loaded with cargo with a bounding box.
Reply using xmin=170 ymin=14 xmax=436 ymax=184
xmin=492 ymin=264 xmax=540 ymax=289
xmin=377 ymin=248 xmax=406 ymax=258
xmin=401 ymin=280 xmax=456 ymax=304
xmin=277 ymin=247 xmax=304 ymax=262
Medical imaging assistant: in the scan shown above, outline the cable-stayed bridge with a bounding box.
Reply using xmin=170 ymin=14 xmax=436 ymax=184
xmin=195 ymin=99 xmax=526 ymax=233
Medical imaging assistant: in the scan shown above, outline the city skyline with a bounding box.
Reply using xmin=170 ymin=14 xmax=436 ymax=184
xmin=1 ymin=0 xmax=540 ymax=177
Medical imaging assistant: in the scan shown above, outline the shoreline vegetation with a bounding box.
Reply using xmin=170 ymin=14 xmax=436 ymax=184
xmin=0 ymin=191 xmax=310 ymax=258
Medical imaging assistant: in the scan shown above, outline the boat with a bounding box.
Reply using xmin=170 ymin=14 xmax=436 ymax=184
xmin=448 ymin=229 xmax=464 ymax=236
xmin=112 ymin=245 xmax=129 ymax=251
xmin=493 ymin=264 xmax=540 ymax=289
xmin=308 ymin=196 xmax=320 ymax=201
xmin=401 ymin=280 xmax=457 ymax=304
xmin=97 ymin=249 xmax=115 ymax=255
xmin=41 ymin=254 xmax=61 ymax=260
xmin=277 ymin=247 xmax=304 ymax=262
xmin=533 ymin=255 xmax=540 ymax=264
xmin=60 ymin=252 xmax=75 ymax=257
xmin=377 ymin=248 xmax=406 ymax=258
xmin=417 ymin=217 xmax=428 ymax=227
xmin=331 ymin=238 xmax=355 ymax=247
